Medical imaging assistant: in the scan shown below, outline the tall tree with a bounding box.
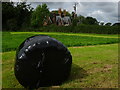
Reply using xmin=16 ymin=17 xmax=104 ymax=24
xmin=31 ymin=4 xmax=50 ymax=28
xmin=15 ymin=2 xmax=33 ymax=28
xmin=2 ymin=2 xmax=15 ymax=30
xmin=2 ymin=2 xmax=33 ymax=30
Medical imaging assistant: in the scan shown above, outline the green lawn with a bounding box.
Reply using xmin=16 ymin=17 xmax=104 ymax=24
xmin=62 ymin=44 xmax=118 ymax=88
xmin=2 ymin=44 xmax=118 ymax=88
xmin=2 ymin=32 xmax=118 ymax=52
xmin=2 ymin=32 xmax=118 ymax=88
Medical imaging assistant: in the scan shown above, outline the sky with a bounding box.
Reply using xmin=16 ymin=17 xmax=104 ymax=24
xmin=29 ymin=2 xmax=119 ymax=24
xmin=10 ymin=0 xmax=120 ymax=24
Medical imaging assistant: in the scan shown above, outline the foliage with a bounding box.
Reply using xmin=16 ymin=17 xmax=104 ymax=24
xmin=36 ymin=24 xmax=119 ymax=34
xmin=75 ymin=15 xmax=99 ymax=25
xmin=72 ymin=18 xmax=78 ymax=26
xmin=2 ymin=2 xmax=15 ymax=30
xmin=2 ymin=2 xmax=33 ymax=31
xmin=76 ymin=15 xmax=85 ymax=24
xmin=2 ymin=2 xmax=118 ymax=33
xmin=85 ymin=17 xmax=98 ymax=25
xmin=6 ymin=18 xmax=18 ymax=31
xmin=15 ymin=2 xmax=33 ymax=28
xmin=112 ymin=23 xmax=120 ymax=26
xmin=31 ymin=4 xmax=50 ymax=28
xmin=105 ymin=22 xmax=112 ymax=26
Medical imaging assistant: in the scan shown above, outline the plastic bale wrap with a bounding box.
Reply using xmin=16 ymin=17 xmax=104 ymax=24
xmin=14 ymin=35 xmax=72 ymax=89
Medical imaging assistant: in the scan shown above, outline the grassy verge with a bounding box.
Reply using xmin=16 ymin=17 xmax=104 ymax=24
xmin=2 ymin=32 xmax=118 ymax=52
xmin=2 ymin=44 xmax=118 ymax=88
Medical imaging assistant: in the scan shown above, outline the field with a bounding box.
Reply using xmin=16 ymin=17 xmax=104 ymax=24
xmin=2 ymin=32 xmax=118 ymax=52
xmin=2 ymin=32 xmax=118 ymax=88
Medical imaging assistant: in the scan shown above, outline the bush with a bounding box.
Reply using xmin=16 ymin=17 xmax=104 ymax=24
xmin=72 ymin=18 xmax=78 ymax=26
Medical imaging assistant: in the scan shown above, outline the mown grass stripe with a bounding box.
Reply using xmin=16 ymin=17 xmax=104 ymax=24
xmin=10 ymin=32 xmax=119 ymax=38
xmin=70 ymin=43 xmax=118 ymax=48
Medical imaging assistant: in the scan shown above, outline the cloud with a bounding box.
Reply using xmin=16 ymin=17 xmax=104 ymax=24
xmin=30 ymin=2 xmax=119 ymax=24
xmin=76 ymin=2 xmax=118 ymax=23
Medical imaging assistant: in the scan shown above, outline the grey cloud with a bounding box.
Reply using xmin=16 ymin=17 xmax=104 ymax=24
xmin=30 ymin=2 xmax=119 ymax=24
xmin=78 ymin=2 xmax=118 ymax=23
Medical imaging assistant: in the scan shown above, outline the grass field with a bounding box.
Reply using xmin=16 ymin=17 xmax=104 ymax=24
xmin=2 ymin=32 xmax=118 ymax=52
xmin=2 ymin=32 xmax=118 ymax=88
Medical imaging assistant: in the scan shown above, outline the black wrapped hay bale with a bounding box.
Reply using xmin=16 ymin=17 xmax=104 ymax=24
xmin=14 ymin=35 xmax=72 ymax=89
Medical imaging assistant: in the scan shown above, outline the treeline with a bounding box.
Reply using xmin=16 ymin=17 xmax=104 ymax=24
xmin=2 ymin=2 xmax=119 ymax=34
xmin=22 ymin=24 xmax=118 ymax=34
xmin=2 ymin=2 xmax=33 ymax=31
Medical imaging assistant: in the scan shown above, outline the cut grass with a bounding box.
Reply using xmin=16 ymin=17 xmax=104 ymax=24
xmin=11 ymin=32 xmax=119 ymax=38
xmin=61 ymin=44 xmax=118 ymax=88
xmin=2 ymin=44 xmax=118 ymax=88
xmin=2 ymin=32 xmax=118 ymax=52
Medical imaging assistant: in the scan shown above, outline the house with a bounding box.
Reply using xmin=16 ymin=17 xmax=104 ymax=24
xmin=44 ymin=8 xmax=73 ymax=26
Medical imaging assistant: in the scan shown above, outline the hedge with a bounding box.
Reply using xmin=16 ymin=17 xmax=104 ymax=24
xmin=35 ymin=24 xmax=119 ymax=34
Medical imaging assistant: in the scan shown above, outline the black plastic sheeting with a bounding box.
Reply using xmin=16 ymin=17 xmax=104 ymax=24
xmin=14 ymin=35 xmax=72 ymax=89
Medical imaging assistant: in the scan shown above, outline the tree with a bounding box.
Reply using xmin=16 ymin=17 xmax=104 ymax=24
xmin=105 ymin=22 xmax=112 ymax=26
xmin=76 ymin=15 xmax=85 ymax=24
xmin=31 ymin=4 xmax=50 ymax=28
xmin=2 ymin=2 xmax=33 ymax=30
xmin=15 ymin=2 xmax=33 ymax=29
xmin=112 ymin=23 xmax=120 ymax=26
xmin=2 ymin=2 xmax=15 ymax=30
xmin=84 ymin=17 xmax=98 ymax=25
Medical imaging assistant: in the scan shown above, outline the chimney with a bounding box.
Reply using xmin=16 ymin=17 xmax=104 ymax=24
xmin=63 ymin=9 xmax=66 ymax=16
xmin=58 ymin=8 xmax=62 ymax=16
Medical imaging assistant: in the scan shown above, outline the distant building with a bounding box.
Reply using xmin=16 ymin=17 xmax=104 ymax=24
xmin=43 ymin=8 xmax=73 ymax=26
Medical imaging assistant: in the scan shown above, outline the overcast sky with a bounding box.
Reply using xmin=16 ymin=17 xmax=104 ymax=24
xmin=29 ymin=2 xmax=119 ymax=24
